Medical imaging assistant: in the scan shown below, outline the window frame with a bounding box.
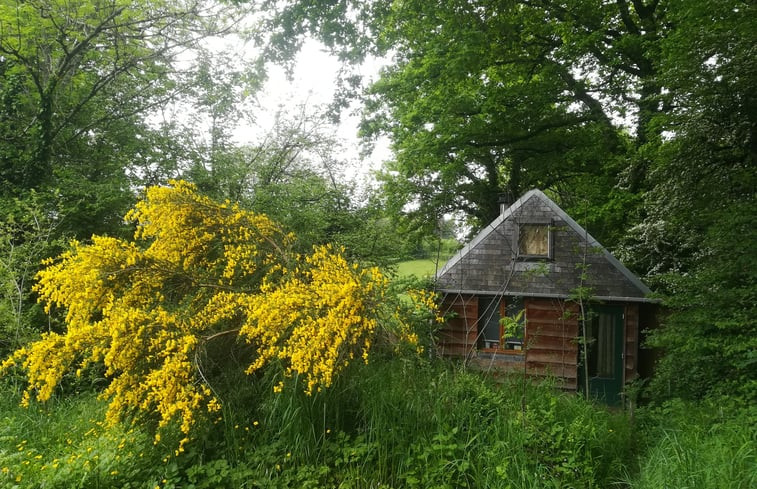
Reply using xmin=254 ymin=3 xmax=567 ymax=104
xmin=477 ymin=296 xmax=526 ymax=354
xmin=516 ymin=220 xmax=553 ymax=260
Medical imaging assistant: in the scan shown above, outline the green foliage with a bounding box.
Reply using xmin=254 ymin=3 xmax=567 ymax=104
xmin=645 ymin=201 xmax=757 ymax=402
xmin=265 ymin=0 xmax=671 ymax=232
xmin=0 ymin=0 xmax=215 ymax=197
xmin=627 ymin=400 xmax=757 ymax=489
xmin=4 ymin=360 xmax=756 ymax=489
xmin=0 ymin=387 xmax=161 ymax=489
xmin=621 ymin=0 xmax=757 ymax=403
xmin=500 ymin=309 xmax=525 ymax=342
xmin=321 ymin=361 xmax=632 ymax=488
xmin=181 ymin=108 xmax=410 ymax=267
xmin=367 ymin=0 xmax=625 ymax=230
xmin=0 ymin=193 xmax=65 ymax=356
xmin=0 ymin=0 xmax=252 ymax=345
xmin=409 ymin=236 xmax=460 ymax=261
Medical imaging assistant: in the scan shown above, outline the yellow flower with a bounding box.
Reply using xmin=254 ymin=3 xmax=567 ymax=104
xmin=1 ymin=181 xmax=389 ymax=451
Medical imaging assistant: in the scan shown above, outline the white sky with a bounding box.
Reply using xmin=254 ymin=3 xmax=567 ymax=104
xmin=231 ymin=39 xmax=392 ymax=186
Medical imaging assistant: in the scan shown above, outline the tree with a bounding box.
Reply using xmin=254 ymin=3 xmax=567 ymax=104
xmin=621 ymin=0 xmax=757 ymax=402
xmin=0 ymin=193 xmax=64 ymax=355
xmin=184 ymin=105 xmax=411 ymax=265
xmin=252 ymin=1 xmax=673 ymax=235
xmin=643 ymin=203 xmax=757 ymax=403
xmin=0 ymin=0 xmax=249 ymax=346
xmin=0 ymin=0 xmax=244 ymax=233
xmin=1 ymin=181 xmax=405 ymax=447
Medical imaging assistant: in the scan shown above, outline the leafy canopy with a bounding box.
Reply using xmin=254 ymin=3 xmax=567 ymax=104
xmin=1 ymin=181 xmax=397 ymax=446
xmin=255 ymin=0 xmax=669 ymax=233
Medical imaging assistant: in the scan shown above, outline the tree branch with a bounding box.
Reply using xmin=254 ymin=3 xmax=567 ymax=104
xmin=616 ymin=0 xmax=641 ymax=36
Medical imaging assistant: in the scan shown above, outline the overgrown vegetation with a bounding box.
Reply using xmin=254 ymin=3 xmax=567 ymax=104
xmin=1 ymin=0 xmax=755 ymax=487
xmin=627 ymin=400 xmax=756 ymax=489
xmin=0 ymin=182 xmax=427 ymax=450
xmin=3 ymin=183 xmax=753 ymax=488
xmin=3 ymin=362 xmax=754 ymax=488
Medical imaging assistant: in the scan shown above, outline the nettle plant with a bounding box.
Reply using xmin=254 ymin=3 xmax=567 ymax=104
xmin=1 ymin=181 xmax=424 ymax=449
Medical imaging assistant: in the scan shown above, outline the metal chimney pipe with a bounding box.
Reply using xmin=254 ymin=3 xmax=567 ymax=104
xmin=498 ymin=193 xmax=512 ymax=215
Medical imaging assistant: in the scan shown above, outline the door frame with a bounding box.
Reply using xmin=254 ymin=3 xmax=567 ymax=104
xmin=579 ymin=305 xmax=625 ymax=405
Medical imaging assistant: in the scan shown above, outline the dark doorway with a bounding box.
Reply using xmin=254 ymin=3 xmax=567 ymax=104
xmin=580 ymin=306 xmax=624 ymax=405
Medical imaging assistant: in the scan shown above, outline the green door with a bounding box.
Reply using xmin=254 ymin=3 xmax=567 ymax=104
xmin=579 ymin=306 xmax=625 ymax=405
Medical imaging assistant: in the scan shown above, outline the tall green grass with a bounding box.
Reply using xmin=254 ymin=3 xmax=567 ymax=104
xmin=2 ymin=361 xmax=754 ymax=488
xmin=0 ymin=360 xmax=632 ymax=488
xmin=626 ymin=400 xmax=756 ymax=489
xmin=240 ymin=358 xmax=633 ymax=488
xmin=354 ymin=360 xmax=632 ymax=488
xmin=0 ymin=384 xmax=165 ymax=488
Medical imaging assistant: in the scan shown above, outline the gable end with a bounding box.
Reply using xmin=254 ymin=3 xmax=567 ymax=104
xmin=437 ymin=190 xmax=653 ymax=301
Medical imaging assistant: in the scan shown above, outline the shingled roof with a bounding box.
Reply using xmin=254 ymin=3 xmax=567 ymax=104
xmin=436 ymin=189 xmax=653 ymax=302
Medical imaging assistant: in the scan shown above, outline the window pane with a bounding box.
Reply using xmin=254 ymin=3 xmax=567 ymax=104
xmin=504 ymin=298 xmax=525 ymax=350
xmin=478 ymin=296 xmax=500 ymax=349
xmin=519 ymin=224 xmax=549 ymax=256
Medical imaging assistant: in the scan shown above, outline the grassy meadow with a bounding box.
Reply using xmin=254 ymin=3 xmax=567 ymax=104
xmin=1 ymin=360 xmax=754 ymax=489
xmin=395 ymin=259 xmax=445 ymax=279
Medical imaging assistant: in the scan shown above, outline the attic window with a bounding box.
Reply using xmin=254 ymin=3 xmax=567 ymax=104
xmin=518 ymin=223 xmax=552 ymax=258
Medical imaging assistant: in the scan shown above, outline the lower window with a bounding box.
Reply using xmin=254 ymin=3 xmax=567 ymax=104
xmin=478 ymin=296 xmax=525 ymax=351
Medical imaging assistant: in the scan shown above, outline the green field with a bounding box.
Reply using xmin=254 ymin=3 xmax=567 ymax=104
xmin=396 ymin=258 xmax=447 ymax=278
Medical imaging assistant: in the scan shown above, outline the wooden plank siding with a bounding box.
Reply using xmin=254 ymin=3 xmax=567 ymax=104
xmin=524 ymin=298 xmax=579 ymax=390
xmin=438 ymin=294 xmax=478 ymax=357
xmin=437 ymin=295 xmax=581 ymax=391
xmin=436 ymin=295 xmax=642 ymax=394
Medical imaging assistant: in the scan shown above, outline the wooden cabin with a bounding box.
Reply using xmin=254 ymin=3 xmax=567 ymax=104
xmin=435 ymin=189 xmax=656 ymax=405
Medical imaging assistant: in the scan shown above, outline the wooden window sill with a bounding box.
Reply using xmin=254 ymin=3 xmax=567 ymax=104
xmin=479 ymin=348 xmax=524 ymax=355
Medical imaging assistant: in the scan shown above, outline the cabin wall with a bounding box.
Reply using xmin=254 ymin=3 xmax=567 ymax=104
xmin=438 ymin=294 xmax=478 ymax=357
xmin=438 ymin=294 xmax=581 ymax=390
xmin=523 ymin=298 xmax=579 ymax=390
xmin=437 ymin=294 xmax=646 ymax=394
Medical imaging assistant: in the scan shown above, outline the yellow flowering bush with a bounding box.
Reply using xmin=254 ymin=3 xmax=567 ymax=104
xmin=389 ymin=288 xmax=445 ymax=355
xmin=0 ymin=181 xmax=388 ymax=444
